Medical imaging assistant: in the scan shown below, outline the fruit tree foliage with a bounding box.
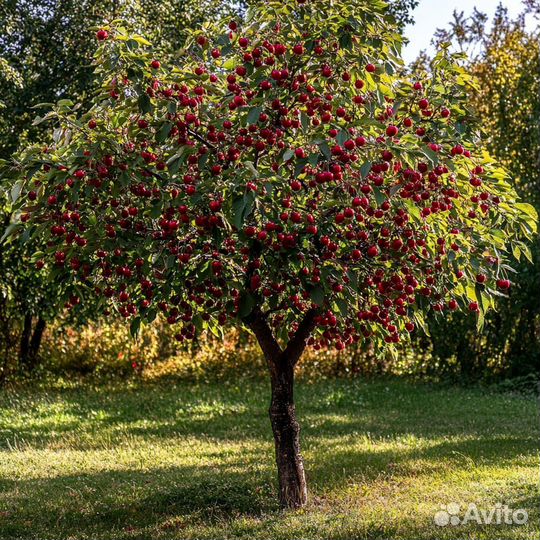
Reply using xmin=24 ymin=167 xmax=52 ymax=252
xmin=4 ymin=0 xmax=536 ymax=352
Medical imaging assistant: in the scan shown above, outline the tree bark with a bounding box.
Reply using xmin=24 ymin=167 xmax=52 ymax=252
xmin=246 ymin=307 xmax=317 ymax=509
xmin=18 ymin=315 xmax=46 ymax=371
xmin=269 ymin=360 xmax=307 ymax=508
xmin=19 ymin=313 xmax=32 ymax=365
xmin=27 ymin=317 xmax=46 ymax=371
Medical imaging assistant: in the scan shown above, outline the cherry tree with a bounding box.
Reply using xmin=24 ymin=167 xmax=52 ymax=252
xmin=3 ymin=0 xmax=536 ymax=508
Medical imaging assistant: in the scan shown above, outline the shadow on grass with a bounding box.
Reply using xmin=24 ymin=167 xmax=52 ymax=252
xmin=0 ymin=464 xmax=275 ymax=539
xmin=2 ymin=379 xmax=537 ymax=449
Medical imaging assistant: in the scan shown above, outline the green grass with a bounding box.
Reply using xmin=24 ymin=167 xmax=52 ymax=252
xmin=0 ymin=378 xmax=538 ymax=539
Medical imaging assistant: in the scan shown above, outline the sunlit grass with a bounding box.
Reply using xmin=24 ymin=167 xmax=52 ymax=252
xmin=0 ymin=379 xmax=538 ymax=539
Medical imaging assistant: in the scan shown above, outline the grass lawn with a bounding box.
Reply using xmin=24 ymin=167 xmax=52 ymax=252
xmin=0 ymin=378 xmax=538 ymax=539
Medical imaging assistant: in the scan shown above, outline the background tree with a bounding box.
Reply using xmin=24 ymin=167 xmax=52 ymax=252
xmin=3 ymin=0 xmax=535 ymax=507
xmin=387 ymin=0 xmax=419 ymax=29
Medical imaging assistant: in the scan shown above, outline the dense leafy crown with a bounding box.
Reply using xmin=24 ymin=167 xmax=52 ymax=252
xmin=3 ymin=0 xmax=536 ymax=350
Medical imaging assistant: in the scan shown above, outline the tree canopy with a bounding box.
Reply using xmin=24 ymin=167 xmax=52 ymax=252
xmin=3 ymin=0 xmax=536 ymax=353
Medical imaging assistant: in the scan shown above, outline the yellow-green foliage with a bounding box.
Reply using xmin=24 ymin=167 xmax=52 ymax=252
xmin=40 ymin=319 xmax=264 ymax=379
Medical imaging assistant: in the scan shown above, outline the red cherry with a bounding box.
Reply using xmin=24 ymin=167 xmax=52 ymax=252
xmin=96 ymin=29 xmax=109 ymax=41
xmin=366 ymin=63 xmax=376 ymax=73
xmin=497 ymin=279 xmax=511 ymax=290
xmin=209 ymin=200 xmax=222 ymax=212
xmin=367 ymin=245 xmax=379 ymax=257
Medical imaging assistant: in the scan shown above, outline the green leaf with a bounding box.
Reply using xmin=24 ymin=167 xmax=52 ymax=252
xmin=145 ymin=308 xmax=157 ymax=323
xmin=138 ymin=93 xmax=152 ymax=114
xmin=515 ymin=202 xmax=538 ymax=221
xmin=29 ymin=251 xmax=44 ymax=263
xmin=10 ymin=180 xmax=23 ymax=203
xmin=247 ymin=106 xmax=262 ymax=125
xmin=476 ymin=309 xmax=485 ymax=332
xmin=373 ymin=188 xmax=385 ymax=207
xmin=207 ymin=321 xmax=224 ymax=339
xmin=294 ymin=158 xmax=307 ymax=178
xmin=167 ymin=148 xmax=187 ymax=175
xmin=150 ymin=202 xmax=162 ymax=219
xmin=309 ymin=285 xmax=325 ymax=306
xmin=133 ymin=35 xmax=152 ymax=46
xmin=244 ymin=161 xmax=258 ymax=178
xmin=465 ymin=284 xmax=477 ymax=302
xmin=335 ymin=298 xmax=348 ymax=317
xmin=130 ymin=317 xmax=141 ymax=337
xmin=232 ymin=193 xmax=255 ymax=229
xmin=422 ymin=147 xmax=439 ymax=167
xmin=413 ymin=311 xmax=430 ymax=337
xmin=0 ymin=223 xmax=21 ymax=243
xmin=282 ymin=148 xmax=294 ymax=162
xmin=238 ymin=292 xmax=255 ymax=318
xmin=319 ymin=141 xmax=331 ymax=160
xmin=360 ymin=161 xmax=372 ymax=179
xmin=337 ymin=130 xmax=348 ymax=146
xmin=156 ymin=122 xmax=173 ymax=142
xmin=300 ymin=112 xmax=310 ymax=132
xmin=339 ymin=33 xmax=353 ymax=50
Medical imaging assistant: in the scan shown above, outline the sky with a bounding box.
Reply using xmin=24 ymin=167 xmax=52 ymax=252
xmin=403 ymin=0 xmax=527 ymax=63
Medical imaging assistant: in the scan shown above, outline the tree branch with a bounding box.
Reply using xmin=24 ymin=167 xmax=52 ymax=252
xmin=187 ymin=128 xmax=216 ymax=151
xmin=246 ymin=307 xmax=318 ymax=373
xmin=282 ymin=308 xmax=318 ymax=367
xmin=244 ymin=307 xmax=282 ymax=372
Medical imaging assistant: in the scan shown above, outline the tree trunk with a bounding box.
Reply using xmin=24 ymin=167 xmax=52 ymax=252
xmin=19 ymin=313 xmax=32 ymax=365
xmin=27 ymin=317 xmax=46 ymax=371
xmin=246 ymin=307 xmax=317 ymax=510
xmin=269 ymin=361 xmax=307 ymax=509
